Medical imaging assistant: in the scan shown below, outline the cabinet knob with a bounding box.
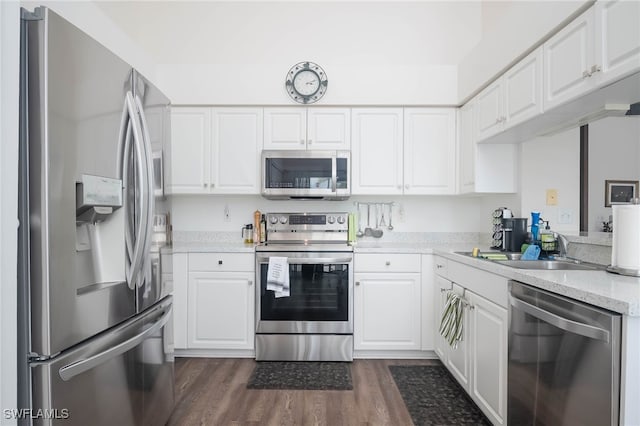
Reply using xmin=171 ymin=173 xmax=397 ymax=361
xmin=203 ymin=183 xmax=208 ymax=187
xmin=218 ymin=260 xmax=223 ymax=265
xmin=248 ymin=280 xmax=253 ymax=286
xmin=405 ymin=184 xmax=410 ymax=190
xmin=591 ymin=64 xmax=601 ymax=74
xmin=501 ymin=116 xmax=506 ymax=122
xmin=300 ymin=139 xmax=305 ymax=144
xmin=355 ymin=281 xmax=361 ymax=286
xmin=211 ymin=183 xmax=215 ymax=188
xmin=495 ymin=117 xmax=501 ymax=124
xmin=308 ymin=139 xmax=312 ymax=144
xmin=397 ymin=185 xmax=402 ymax=190
xmin=385 ymin=261 xmax=391 ymax=266
xmin=436 ymin=264 xmax=443 ymax=269
xmin=440 ymin=288 xmax=448 ymax=293
xmin=582 ymin=70 xmax=592 ymax=78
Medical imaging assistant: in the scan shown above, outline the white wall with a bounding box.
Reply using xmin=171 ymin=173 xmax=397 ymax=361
xmin=96 ymin=1 xmax=482 ymax=105
xmin=21 ymin=0 xmax=157 ymax=83
xmin=589 ymin=116 xmax=640 ymax=231
xmin=170 ymin=194 xmax=519 ymax=235
xmin=520 ymin=127 xmax=581 ymax=233
xmin=458 ymin=0 xmax=590 ymax=102
xmin=1 ymin=1 xmax=20 ymax=423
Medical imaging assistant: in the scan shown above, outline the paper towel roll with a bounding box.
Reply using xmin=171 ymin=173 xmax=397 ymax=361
xmin=611 ymin=204 xmax=640 ymax=271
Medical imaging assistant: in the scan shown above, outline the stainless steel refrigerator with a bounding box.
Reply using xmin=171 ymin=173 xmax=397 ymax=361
xmin=18 ymin=7 xmax=174 ymax=425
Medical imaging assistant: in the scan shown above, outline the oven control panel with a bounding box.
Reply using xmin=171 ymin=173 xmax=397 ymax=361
xmin=265 ymin=212 xmax=348 ymax=234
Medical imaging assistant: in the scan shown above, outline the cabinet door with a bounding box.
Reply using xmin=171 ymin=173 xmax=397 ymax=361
xmin=404 ymin=108 xmax=456 ymax=194
xmin=187 ymin=271 xmax=255 ymax=350
xmin=458 ymin=103 xmax=476 ymax=193
xmin=433 ymin=276 xmax=449 ymax=361
xmin=421 ymin=255 xmax=435 ymax=352
xmin=210 ymin=108 xmax=262 ymax=194
xmin=354 ymin=272 xmax=421 ymax=351
xmin=444 ymin=284 xmax=471 ymax=392
xmin=263 ymin=108 xmax=306 ymax=150
xmin=172 ymin=253 xmax=188 ymax=349
xmin=544 ymin=8 xmax=595 ymax=110
xmin=469 ymin=292 xmax=508 ymax=426
xmin=475 ymin=80 xmax=503 ymax=142
xmin=351 ymin=108 xmax=403 ymax=195
xmin=307 ymin=108 xmax=351 ymax=150
xmin=595 ymin=0 xmax=640 ymax=85
xmin=169 ymin=107 xmax=210 ymax=193
xmin=504 ymin=47 xmax=544 ymax=128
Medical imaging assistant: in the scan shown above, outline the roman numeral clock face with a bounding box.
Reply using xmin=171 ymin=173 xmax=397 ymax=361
xmin=285 ymin=62 xmax=328 ymax=104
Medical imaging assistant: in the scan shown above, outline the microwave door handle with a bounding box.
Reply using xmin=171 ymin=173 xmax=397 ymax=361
xmin=331 ymin=156 xmax=337 ymax=192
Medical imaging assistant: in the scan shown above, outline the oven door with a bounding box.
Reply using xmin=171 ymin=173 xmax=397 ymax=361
xmin=256 ymin=252 xmax=353 ymax=334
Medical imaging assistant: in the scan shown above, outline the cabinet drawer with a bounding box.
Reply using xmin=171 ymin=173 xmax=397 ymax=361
xmin=434 ymin=257 xmax=448 ymax=277
xmin=446 ymin=260 xmax=508 ymax=308
xmin=355 ymin=253 xmax=421 ymax=273
xmin=189 ymin=252 xmax=253 ymax=272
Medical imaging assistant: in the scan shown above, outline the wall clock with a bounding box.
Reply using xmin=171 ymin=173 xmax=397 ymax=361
xmin=285 ymin=62 xmax=328 ymax=104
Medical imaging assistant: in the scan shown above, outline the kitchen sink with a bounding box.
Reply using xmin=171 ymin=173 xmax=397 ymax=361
xmin=454 ymin=251 xmax=603 ymax=270
xmin=494 ymin=259 xmax=602 ymax=271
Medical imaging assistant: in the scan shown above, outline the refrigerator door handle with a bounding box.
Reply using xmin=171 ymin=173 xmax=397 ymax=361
xmin=123 ymin=92 xmax=150 ymax=290
xmin=134 ymin=95 xmax=156 ymax=289
xmin=57 ymin=305 xmax=172 ymax=382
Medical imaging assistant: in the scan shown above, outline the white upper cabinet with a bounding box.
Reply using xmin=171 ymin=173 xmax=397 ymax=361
xmin=352 ymin=108 xmax=456 ymax=195
xmin=477 ymin=47 xmax=543 ymax=142
xmin=211 ymin=108 xmax=262 ymax=194
xmin=458 ymin=102 xmax=476 ymax=194
xmin=351 ymin=108 xmax=404 ymax=195
xmin=544 ymin=3 xmax=640 ymax=111
xmin=544 ymin=8 xmax=596 ymax=110
xmin=169 ymin=107 xmax=262 ymax=194
xmin=403 ymin=108 xmax=456 ymax=194
xmin=169 ymin=107 xmax=211 ymax=194
xmin=595 ymin=0 xmax=640 ymax=86
xmin=263 ymin=107 xmax=350 ymax=150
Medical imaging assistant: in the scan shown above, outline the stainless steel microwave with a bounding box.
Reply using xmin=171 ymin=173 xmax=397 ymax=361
xmin=261 ymin=150 xmax=351 ymax=200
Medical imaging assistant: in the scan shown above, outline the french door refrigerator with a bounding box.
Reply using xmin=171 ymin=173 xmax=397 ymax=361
xmin=17 ymin=7 xmax=174 ymax=425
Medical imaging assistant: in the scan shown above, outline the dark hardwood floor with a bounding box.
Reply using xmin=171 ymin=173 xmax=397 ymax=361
xmin=168 ymin=357 xmax=440 ymax=426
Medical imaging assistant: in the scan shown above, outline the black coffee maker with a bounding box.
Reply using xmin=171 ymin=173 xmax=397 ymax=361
xmin=501 ymin=218 xmax=528 ymax=252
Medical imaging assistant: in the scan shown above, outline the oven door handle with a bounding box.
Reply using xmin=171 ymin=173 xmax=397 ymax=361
xmin=257 ymin=257 xmax=353 ymax=265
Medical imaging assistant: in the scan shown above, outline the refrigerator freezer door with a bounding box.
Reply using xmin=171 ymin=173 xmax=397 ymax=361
xmin=23 ymin=8 xmax=138 ymax=356
xmin=31 ymin=297 xmax=174 ymax=426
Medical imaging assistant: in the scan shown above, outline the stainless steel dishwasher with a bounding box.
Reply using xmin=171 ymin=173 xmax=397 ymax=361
xmin=508 ymin=281 xmax=621 ymax=426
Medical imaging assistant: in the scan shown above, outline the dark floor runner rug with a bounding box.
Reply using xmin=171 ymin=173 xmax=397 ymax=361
xmin=389 ymin=365 xmax=491 ymax=426
xmin=247 ymin=361 xmax=353 ymax=390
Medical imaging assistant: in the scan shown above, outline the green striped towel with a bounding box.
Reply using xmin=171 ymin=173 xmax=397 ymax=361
xmin=439 ymin=291 xmax=464 ymax=349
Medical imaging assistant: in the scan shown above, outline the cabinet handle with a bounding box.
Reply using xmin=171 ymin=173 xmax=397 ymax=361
xmin=308 ymin=139 xmax=312 ymax=144
xmin=591 ymin=64 xmax=601 ymax=74
xmin=405 ymin=184 xmax=410 ymax=190
xmin=203 ymin=183 xmax=208 ymax=187
xmin=218 ymin=260 xmax=223 ymax=265
xmin=211 ymin=183 xmax=215 ymax=188
xmin=300 ymin=139 xmax=305 ymax=144
xmin=248 ymin=280 xmax=253 ymax=286
xmin=385 ymin=261 xmax=391 ymax=266
xmin=355 ymin=281 xmax=361 ymax=286
xmin=397 ymin=185 xmax=402 ymax=190
xmin=440 ymin=288 xmax=449 ymax=293
xmin=436 ymin=264 xmax=443 ymax=269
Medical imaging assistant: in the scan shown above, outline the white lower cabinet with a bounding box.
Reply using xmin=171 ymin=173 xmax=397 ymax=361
xmin=173 ymin=252 xmax=255 ymax=354
xmin=434 ymin=257 xmax=508 ymax=425
xmin=354 ymin=253 xmax=422 ymax=353
xmin=469 ymin=291 xmax=508 ymax=425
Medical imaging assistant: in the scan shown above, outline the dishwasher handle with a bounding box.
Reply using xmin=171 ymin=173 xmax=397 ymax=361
xmin=510 ymin=296 xmax=610 ymax=343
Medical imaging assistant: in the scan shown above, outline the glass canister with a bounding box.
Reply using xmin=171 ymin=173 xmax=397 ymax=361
xmin=242 ymin=224 xmax=254 ymax=244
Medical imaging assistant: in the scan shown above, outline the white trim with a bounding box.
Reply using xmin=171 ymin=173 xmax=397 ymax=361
xmin=0 ymin=1 xmax=20 ymax=424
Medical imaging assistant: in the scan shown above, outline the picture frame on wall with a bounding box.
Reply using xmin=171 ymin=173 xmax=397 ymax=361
xmin=605 ymin=180 xmax=639 ymax=207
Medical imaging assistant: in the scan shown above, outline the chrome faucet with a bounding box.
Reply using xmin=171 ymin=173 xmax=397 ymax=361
xmin=555 ymin=233 xmax=569 ymax=258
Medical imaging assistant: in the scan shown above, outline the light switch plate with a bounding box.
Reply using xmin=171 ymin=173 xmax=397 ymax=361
xmin=546 ymin=189 xmax=558 ymax=206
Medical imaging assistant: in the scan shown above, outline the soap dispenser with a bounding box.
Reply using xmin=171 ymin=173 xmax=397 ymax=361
xmin=539 ymin=221 xmax=555 ymax=251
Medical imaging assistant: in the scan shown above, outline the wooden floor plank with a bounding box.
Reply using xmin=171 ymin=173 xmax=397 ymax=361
xmin=168 ymin=357 xmax=438 ymax=426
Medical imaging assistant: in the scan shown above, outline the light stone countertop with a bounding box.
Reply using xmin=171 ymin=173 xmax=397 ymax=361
xmin=166 ymin=232 xmax=640 ymax=316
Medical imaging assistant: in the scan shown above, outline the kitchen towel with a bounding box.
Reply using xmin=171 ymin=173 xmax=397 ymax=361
xmin=439 ymin=291 xmax=464 ymax=349
xmin=612 ymin=204 xmax=640 ymax=271
xmin=267 ymin=256 xmax=290 ymax=298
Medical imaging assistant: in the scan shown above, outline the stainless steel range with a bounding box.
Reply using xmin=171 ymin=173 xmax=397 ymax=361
xmin=255 ymin=212 xmax=353 ymax=361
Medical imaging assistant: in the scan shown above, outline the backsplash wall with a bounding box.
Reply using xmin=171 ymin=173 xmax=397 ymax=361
xmin=170 ymin=194 xmax=520 ymax=235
